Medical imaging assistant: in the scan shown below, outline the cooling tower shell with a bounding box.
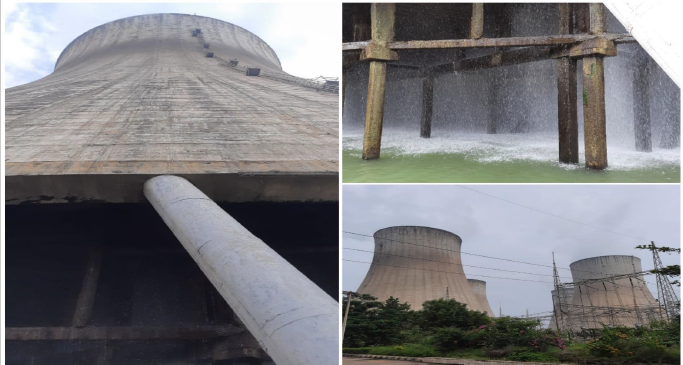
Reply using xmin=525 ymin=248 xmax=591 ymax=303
xmin=5 ymin=13 xmax=338 ymax=204
xmin=548 ymin=287 xmax=574 ymax=330
xmin=357 ymin=226 xmax=485 ymax=312
xmin=568 ymin=255 xmax=661 ymax=330
xmin=467 ymin=279 xmax=495 ymax=317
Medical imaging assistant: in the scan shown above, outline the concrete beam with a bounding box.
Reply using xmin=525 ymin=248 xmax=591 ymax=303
xmin=362 ymin=3 xmax=395 ymax=160
xmin=342 ymin=33 xmax=634 ymax=51
xmin=143 ymin=175 xmax=338 ymax=365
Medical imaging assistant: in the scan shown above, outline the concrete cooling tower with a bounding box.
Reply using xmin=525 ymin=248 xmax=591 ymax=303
xmin=548 ymin=287 xmax=574 ymax=330
xmin=5 ymin=13 xmax=338 ymax=365
xmin=467 ymin=279 xmax=495 ymax=317
xmin=5 ymin=13 xmax=338 ymax=204
xmin=357 ymin=226 xmax=486 ymax=312
xmin=568 ymin=255 xmax=661 ymax=330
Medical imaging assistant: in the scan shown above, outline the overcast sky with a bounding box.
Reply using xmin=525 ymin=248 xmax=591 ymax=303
xmin=3 ymin=2 xmax=340 ymax=88
xmin=343 ymin=185 xmax=681 ymax=320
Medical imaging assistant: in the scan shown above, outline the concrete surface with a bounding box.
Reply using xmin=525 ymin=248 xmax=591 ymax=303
xmin=467 ymin=279 xmax=495 ymax=317
xmin=357 ymin=226 xmax=485 ymax=312
xmin=143 ymin=175 xmax=339 ymax=365
xmin=569 ymin=255 xmax=660 ymax=329
xmin=5 ymin=13 xmax=338 ymax=203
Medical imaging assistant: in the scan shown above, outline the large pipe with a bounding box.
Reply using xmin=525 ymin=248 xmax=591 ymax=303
xmin=143 ymin=175 xmax=338 ymax=365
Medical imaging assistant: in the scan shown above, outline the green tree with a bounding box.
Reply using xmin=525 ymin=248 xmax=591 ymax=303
xmin=420 ymin=298 xmax=490 ymax=330
xmin=342 ymin=294 xmax=414 ymax=347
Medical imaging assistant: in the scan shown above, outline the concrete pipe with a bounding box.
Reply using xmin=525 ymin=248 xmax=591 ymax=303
xmin=143 ymin=175 xmax=338 ymax=365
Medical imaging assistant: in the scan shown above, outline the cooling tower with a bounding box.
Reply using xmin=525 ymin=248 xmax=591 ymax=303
xmin=548 ymin=287 xmax=574 ymax=330
xmin=357 ymin=226 xmax=485 ymax=312
xmin=467 ymin=279 xmax=495 ymax=317
xmin=568 ymin=255 xmax=661 ymax=330
xmin=5 ymin=13 xmax=338 ymax=205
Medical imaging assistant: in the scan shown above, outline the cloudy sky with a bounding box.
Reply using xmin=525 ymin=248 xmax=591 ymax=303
xmin=3 ymin=2 xmax=339 ymax=88
xmin=343 ymin=185 xmax=681 ymax=320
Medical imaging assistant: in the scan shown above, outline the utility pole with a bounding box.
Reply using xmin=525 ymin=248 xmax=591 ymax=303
xmin=499 ymin=302 xmax=502 ymax=317
xmin=446 ymin=287 xmax=449 ymax=300
xmin=342 ymin=291 xmax=353 ymax=338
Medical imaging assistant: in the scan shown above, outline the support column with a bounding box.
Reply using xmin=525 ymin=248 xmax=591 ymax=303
xmin=557 ymin=4 xmax=579 ymax=163
xmin=470 ymin=3 xmax=484 ymax=39
xmin=581 ymin=4 xmax=608 ymax=169
xmin=72 ymin=244 xmax=103 ymax=328
xmin=342 ymin=69 xmax=347 ymax=116
xmin=486 ymin=6 xmax=511 ymax=134
xmin=361 ymin=3 xmax=396 ymax=160
xmin=143 ymin=175 xmax=339 ymax=365
xmin=420 ymin=74 xmax=434 ymax=138
xmin=633 ymin=57 xmax=652 ymax=152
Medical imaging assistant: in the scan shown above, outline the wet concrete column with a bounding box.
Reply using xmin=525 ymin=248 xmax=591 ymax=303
xmin=361 ymin=3 xmax=396 ymax=160
xmin=582 ymin=3 xmax=608 ymax=170
xmin=342 ymin=70 xmax=347 ymax=115
xmin=557 ymin=4 xmax=579 ymax=163
xmin=470 ymin=3 xmax=484 ymax=39
xmin=633 ymin=56 xmax=652 ymax=152
xmin=420 ymin=74 xmax=434 ymax=138
xmin=486 ymin=6 xmax=511 ymax=135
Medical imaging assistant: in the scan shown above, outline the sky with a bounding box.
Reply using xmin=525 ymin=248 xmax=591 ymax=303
xmin=342 ymin=185 xmax=681 ymax=320
xmin=3 ymin=2 xmax=340 ymax=88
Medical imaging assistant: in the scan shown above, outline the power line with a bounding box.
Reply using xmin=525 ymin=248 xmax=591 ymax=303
xmin=343 ymin=247 xmax=573 ymax=279
xmin=343 ymin=231 xmax=657 ymax=287
xmin=342 ymin=259 xmax=554 ymax=284
xmin=454 ymin=185 xmax=651 ymax=242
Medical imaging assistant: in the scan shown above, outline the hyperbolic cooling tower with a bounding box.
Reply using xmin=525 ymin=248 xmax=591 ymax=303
xmin=5 ymin=13 xmax=338 ymax=205
xmin=357 ymin=226 xmax=486 ymax=312
xmin=548 ymin=287 xmax=574 ymax=330
xmin=467 ymin=279 xmax=495 ymax=317
xmin=568 ymin=255 xmax=661 ymax=330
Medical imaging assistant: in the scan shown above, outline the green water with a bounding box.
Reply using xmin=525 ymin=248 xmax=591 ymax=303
xmin=343 ymin=150 xmax=680 ymax=183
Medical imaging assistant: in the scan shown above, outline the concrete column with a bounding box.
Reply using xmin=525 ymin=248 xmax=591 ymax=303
xmin=470 ymin=3 xmax=484 ymax=39
xmin=633 ymin=57 xmax=652 ymax=152
xmin=342 ymin=70 xmax=347 ymax=116
xmin=72 ymin=244 xmax=103 ymax=328
xmin=420 ymin=74 xmax=434 ymax=138
xmin=557 ymin=3 xmax=579 ymax=163
xmin=485 ymin=7 xmax=511 ymax=135
xmin=143 ymin=175 xmax=338 ymax=365
xmin=361 ymin=3 xmax=396 ymax=160
xmin=581 ymin=4 xmax=608 ymax=170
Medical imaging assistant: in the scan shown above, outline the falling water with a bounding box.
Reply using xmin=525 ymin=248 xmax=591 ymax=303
xmin=342 ymin=4 xmax=680 ymax=182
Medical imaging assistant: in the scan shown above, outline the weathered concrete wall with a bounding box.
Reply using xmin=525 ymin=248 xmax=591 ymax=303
xmin=569 ymin=255 xmax=660 ymax=329
xmin=6 ymin=13 xmax=338 ymax=203
xmin=358 ymin=226 xmax=485 ymax=312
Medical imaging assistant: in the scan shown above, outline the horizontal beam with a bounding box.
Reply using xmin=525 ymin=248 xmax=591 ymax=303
xmin=429 ymin=46 xmax=568 ymax=74
xmin=6 ymin=326 xmax=244 ymax=340
xmin=342 ymin=33 xmax=635 ymax=51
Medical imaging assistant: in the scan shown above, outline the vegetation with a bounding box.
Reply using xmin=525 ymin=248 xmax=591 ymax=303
xmin=343 ymin=294 xmax=680 ymax=364
xmin=634 ymin=244 xmax=680 ymax=286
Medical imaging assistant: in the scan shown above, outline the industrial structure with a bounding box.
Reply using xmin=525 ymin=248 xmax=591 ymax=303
xmin=546 ymin=255 xmax=668 ymax=332
xmin=5 ymin=14 xmax=338 ymax=365
xmin=342 ymin=3 xmax=680 ymax=170
xmin=468 ymin=279 xmax=496 ymax=317
xmin=357 ymin=226 xmax=488 ymax=313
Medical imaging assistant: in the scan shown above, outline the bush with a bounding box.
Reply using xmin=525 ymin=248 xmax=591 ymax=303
xmin=342 ymin=348 xmax=371 ymax=354
xmin=420 ymin=299 xmax=490 ymax=330
xmin=367 ymin=343 xmax=439 ymax=357
xmin=432 ymin=326 xmax=487 ymax=350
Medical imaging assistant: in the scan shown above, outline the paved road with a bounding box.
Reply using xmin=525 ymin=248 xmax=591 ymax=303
xmin=343 ymin=357 xmax=428 ymax=365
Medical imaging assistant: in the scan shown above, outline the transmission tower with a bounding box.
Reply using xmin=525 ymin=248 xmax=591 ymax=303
xmin=651 ymin=241 xmax=680 ymax=320
xmin=552 ymin=253 xmax=563 ymax=330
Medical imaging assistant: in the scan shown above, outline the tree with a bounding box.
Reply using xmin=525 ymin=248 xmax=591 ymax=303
xmin=420 ymin=298 xmax=490 ymax=330
xmin=342 ymin=294 xmax=414 ymax=347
